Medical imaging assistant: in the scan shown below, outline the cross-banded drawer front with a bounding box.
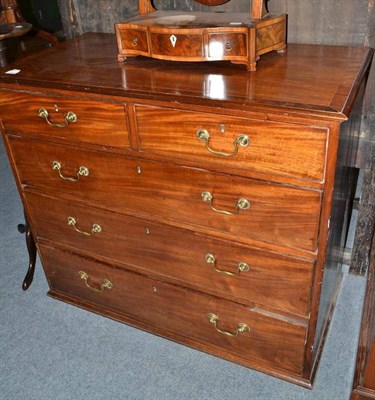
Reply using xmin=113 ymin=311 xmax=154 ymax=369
xmin=9 ymin=136 xmax=322 ymax=252
xmin=26 ymin=191 xmax=314 ymax=316
xmin=135 ymin=105 xmax=327 ymax=185
xmin=0 ymin=91 xmax=130 ymax=148
xmin=208 ymin=32 xmax=248 ymax=59
xmin=150 ymin=30 xmax=204 ymax=59
xmin=118 ymin=28 xmax=149 ymax=55
xmin=40 ymin=244 xmax=307 ymax=375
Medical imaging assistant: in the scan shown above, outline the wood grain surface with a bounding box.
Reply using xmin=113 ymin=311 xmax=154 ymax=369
xmin=58 ymin=1 xmax=375 ymax=120
xmin=0 ymin=34 xmax=371 ymax=119
xmin=115 ymin=10 xmax=286 ymax=70
xmin=39 ymin=243 xmax=307 ymax=375
xmin=0 ymin=91 xmax=131 ymax=149
xmin=25 ymin=190 xmax=315 ymax=317
xmin=8 ymin=135 xmax=322 ymax=252
xmin=58 ymin=0 xmax=375 ymax=123
xmin=0 ymin=33 xmax=372 ymax=387
xmin=135 ymin=104 xmax=327 ymax=184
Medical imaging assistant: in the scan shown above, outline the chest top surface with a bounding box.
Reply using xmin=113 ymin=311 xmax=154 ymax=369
xmin=0 ymin=33 xmax=372 ymax=119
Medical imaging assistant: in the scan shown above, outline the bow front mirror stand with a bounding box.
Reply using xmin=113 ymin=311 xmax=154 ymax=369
xmin=115 ymin=0 xmax=286 ymax=71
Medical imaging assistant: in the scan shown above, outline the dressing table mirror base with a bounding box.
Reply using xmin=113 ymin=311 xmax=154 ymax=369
xmin=115 ymin=0 xmax=286 ymax=71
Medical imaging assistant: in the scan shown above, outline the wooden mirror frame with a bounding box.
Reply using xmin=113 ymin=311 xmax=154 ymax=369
xmin=194 ymin=0 xmax=231 ymax=5
xmin=139 ymin=0 xmax=268 ymax=19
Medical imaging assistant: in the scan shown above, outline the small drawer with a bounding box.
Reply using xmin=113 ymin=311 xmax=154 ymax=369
xmin=117 ymin=28 xmax=149 ymax=55
xmin=26 ymin=191 xmax=314 ymax=316
xmin=0 ymin=91 xmax=131 ymax=149
xmin=40 ymin=244 xmax=307 ymax=375
xmin=135 ymin=105 xmax=328 ymax=185
xmin=208 ymin=33 xmax=247 ymax=58
xmin=150 ymin=31 xmax=204 ymax=58
xmin=9 ymin=136 xmax=322 ymax=252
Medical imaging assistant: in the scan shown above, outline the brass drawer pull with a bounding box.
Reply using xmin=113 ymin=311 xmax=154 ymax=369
xmin=225 ymin=41 xmax=232 ymax=51
xmin=207 ymin=313 xmax=250 ymax=337
xmin=132 ymin=38 xmax=138 ymax=47
xmin=52 ymin=161 xmax=89 ymax=182
xmin=38 ymin=107 xmax=77 ymax=128
xmin=196 ymin=129 xmax=249 ymax=157
xmin=78 ymin=271 xmax=113 ymax=293
xmin=67 ymin=216 xmax=102 ymax=236
xmin=205 ymin=253 xmax=250 ymax=276
xmin=201 ymin=191 xmax=250 ymax=215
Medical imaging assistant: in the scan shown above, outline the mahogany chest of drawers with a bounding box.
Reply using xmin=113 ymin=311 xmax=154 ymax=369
xmin=0 ymin=33 xmax=372 ymax=388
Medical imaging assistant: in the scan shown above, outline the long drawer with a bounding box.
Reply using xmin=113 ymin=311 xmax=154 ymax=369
xmin=135 ymin=105 xmax=328 ymax=184
xmin=39 ymin=244 xmax=307 ymax=375
xmin=26 ymin=190 xmax=314 ymax=316
xmin=9 ymin=136 xmax=322 ymax=251
xmin=0 ymin=91 xmax=131 ymax=148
